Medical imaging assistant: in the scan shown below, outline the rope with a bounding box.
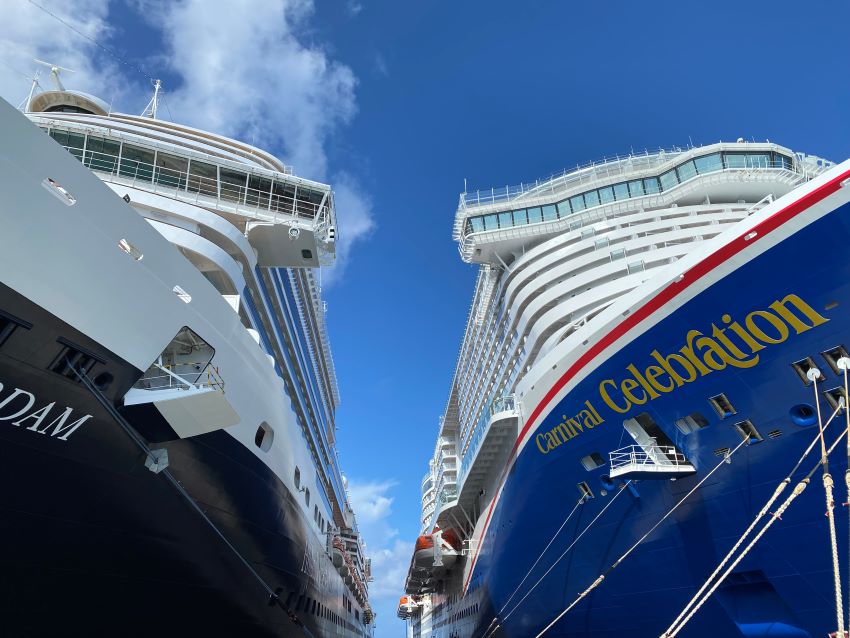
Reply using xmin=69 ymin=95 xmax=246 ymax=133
xmin=841 ymin=359 xmax=850 ymax=630
xmin=70 ymin=362 xmax=318 ymax=636
xmin=664 ymin=398 xmax=850 ymax=638
xmin=663 ymin=399 xmax=845 ymax=637
xmin=500 ymin=496 xmax=588 ymax=614
xmin=812 ymin=371 xmax=845 ymax=638
xmin=492 ymin=481 xmax=633 ymax=630
xmin=535 ymin=436 xmax=749 ymax=638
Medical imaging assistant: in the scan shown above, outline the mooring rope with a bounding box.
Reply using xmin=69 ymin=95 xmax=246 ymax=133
xmin=663 ymin=390 xmax=849 ymax=638
xmin=811 ymin=369 xmax=845 ymax=638
xmin=534 ymin=436 xmax=749 ymax=638
xmin=481 ymin=480 xmax=633 ymax=638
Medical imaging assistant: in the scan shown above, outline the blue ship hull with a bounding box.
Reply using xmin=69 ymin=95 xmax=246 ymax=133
xmin=466 ymin=169 xmax=850 ymax=637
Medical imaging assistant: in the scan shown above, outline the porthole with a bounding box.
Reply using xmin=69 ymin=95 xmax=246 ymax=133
xmin=255 ymin=422 xmax=274 ymax=451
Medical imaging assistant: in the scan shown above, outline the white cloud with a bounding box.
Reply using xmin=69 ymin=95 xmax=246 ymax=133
xmin=0 ymin=0 xmax=374 ymax=285
xmin=324 ymin=171 xmax=375 ymax=286
xmin=348 ymin=479 xmax=412 ymax=601
xmin=0 ymin=0 xmax=131 ymax=108
xmin=346 ymin=0 xmax=363 ymax=16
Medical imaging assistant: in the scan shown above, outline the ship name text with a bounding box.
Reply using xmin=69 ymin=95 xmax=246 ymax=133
xmin=536 ymin=293 xmax=829 ymax=455
xmin=0 ymin=380 xmax=92 ymax=441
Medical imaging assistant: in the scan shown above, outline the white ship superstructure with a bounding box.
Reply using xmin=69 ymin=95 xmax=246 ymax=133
xmin=0 ymin=79 xmax=373 ymax=637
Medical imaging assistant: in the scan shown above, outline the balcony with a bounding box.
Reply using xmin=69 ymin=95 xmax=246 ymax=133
xmin=609 ymin=445 xmax=696 ymax=480
xmin=39 ymin=124 xmax=336 ymax=267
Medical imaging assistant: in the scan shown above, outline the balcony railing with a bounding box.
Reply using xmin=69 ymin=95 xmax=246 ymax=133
xmin=609 ymin=444 xmax=694 ymax=479
xmin=458 ymin=394 xmax=517 ymax=488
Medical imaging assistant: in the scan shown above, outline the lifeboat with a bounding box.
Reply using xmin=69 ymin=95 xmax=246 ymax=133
xmin=412 ymin=529 xmax=460 ymax=571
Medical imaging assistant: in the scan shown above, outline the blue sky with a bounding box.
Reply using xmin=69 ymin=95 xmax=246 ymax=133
xmin=2 ymin=1 xmax=850 ymax=635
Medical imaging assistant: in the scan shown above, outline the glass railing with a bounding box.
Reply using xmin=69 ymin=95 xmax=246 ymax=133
xmin=458 ymin=394 xmax=517 ymax=488
xmin=462 ymin=150 xmax=796 ymax=237
xmin=42 ymin=126 xmax=328 ymax=220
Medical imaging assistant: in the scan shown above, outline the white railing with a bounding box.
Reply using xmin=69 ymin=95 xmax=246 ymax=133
xmin=609 ymin=444 xmax=688 ymax=472
xmin=133 ymin=360 xmax=225 ymax=393
xmin=56 ymin=143 xmax=332 ymax=229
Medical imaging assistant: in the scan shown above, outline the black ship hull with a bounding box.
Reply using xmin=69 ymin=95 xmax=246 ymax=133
xmin=0 ymin=284 xmax=364 ymax=638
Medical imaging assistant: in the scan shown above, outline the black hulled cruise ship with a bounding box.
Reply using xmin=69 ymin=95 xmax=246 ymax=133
xmin=0 ymin=78 xmax=373 ymax=637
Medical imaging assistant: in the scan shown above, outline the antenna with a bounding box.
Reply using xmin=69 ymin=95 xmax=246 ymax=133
xmin=33 ymin=59 xmax=74 ymax=91
xmin=141 ymin=79 xmax=162 ymax=119
xmin=19 ymin=68 xmax=42 ymax=112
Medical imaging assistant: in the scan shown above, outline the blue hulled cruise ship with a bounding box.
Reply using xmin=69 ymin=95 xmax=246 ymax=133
xmin=0 ymin=74 xmax=373 ymax=637
xmin=398 ymin=142 xmax=850 ymax=638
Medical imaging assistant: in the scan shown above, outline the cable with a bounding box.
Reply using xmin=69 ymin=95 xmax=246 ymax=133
xmin=27 ymin=0 xmax=155 ymax=81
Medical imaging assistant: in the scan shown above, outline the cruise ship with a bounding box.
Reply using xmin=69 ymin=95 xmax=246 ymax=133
xmin=398 ymin=142 xmax=850 ymax=637
xmin=0 ymin=72 xmax=373 ymax=637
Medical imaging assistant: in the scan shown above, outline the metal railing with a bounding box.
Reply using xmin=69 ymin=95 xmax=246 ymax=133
xmin=457 ymin=166 xmax=806 ymax=260
xmin=59 ymin=144 xmax=330 ymax=226
xmin=609 ymin=444 xmax=688 ymax=472
xmin=133 ymin=360 xmax=225 ymax=393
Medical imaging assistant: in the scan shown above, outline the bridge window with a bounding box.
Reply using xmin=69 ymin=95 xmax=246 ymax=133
xmin=154 ymin=152 xmax=188 ymax=189
xmin=187 ymin=160 xmax=218 ymax=197
xmin=119 ymin=144 xmax=154 ymax=182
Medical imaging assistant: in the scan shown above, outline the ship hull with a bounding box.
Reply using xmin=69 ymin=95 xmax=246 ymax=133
xmin=460 ymin=171 xmax=850 ymax=637
xmin=0 ymin=282 xmax=364 ymax=637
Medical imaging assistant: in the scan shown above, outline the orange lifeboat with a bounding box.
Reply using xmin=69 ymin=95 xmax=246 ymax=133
xmin=412 ymin=531 xmax=460 ymax=571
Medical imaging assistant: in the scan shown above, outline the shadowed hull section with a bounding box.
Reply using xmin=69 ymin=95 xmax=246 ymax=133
xmin=0 ymin=285 xmax=357 ymax=637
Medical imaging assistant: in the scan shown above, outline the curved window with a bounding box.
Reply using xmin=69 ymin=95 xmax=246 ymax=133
xmin=305 ymin=487 xmax=311 ymax=507
xmin=255 ymin=422 xmax=273 ymax=451
xmin=294 ymin=467 xmax=301 ymax=489
xmin=464 ymin=149 xmax=796 ymax=236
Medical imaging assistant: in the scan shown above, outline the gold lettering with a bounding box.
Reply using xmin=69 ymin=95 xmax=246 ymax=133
xmin=723 ymin=314 xmax=765 ymax=353
xmin=536 ymin=433 xmax=550 ymax=454
xmin=644 ymin=364 xmax=675 ymax=392
xmin=621 ymin=377 xmax=647 ymax=405
xmin=745 ymin=310 xmax=789 ymax=345
xmin=626 ymin=364 xmax=661 ymax=400
xmin=680 ymin=330 xmax=713 ymax=376
xmin=600 ymin=379 xmax=630 ymax=413
xmin=650 ymin=350 xmax=697 ymax=387
xmin=769 ymin=294 xmax=829 ymax=334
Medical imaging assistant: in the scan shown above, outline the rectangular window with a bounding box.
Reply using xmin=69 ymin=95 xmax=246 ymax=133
xmin=598 ymin=186 xmax=615 ymax=204
xmin=610 ymin=248 xmax=626 ymax=261
xmin=542 ymin=204 xmax=557 ymax=221
xmin=154 ymin=152 xmax=188 ymax=189
xmin=643 ymin=178 xmax=660 ymax=194
xmin=50 ymin=338 xmax=105 ymax=382
xmin=557 ymin=201 xmax=571 ymax=217
xmin=659 ymin=169 xmax=679 ymax=191
xmin=746 ymin=153 xmax=770 ymax=169
xmin=724 ymin=153 xmax=747 ymax=169
xmin=526 ymin=207 xmax=543 ymax=224
xmin=677 ymin=160 xmax=697 ymax=182
xmin=246 ymin=175 xmax=272 ymax=209
xmin=584 ymin=190 xmax=600 ymax=208
xmin=271 ymin=180 xmax=296 ymax=213
xmin=295 ymin=187 xmax=324 ymax=218
xmin=613 ymin=183 xmax=629 ymax=200
xmin=482 ymin=214 xmax=498 ymax=230
xmin=0 ymin=310 xmax=31 ymax=348
xmin=570 ymin=194 xmax=586 ymax=212
xmin=694 ymin=153 xmax=723 ymax=174
xmin=469 ymin=217 xmax=485 ymax=233
xmin=628 ymin=180 xmax=645 ymax=197
xmin=219 ymin=168 xmax=247 ymax=204
xmin=498 ymin=211 xmax=513 ymax=228
xmin=83 ymin=136 xmax=120 ymax=173
xmin=119 ymin=144 xmax=154 ymax=182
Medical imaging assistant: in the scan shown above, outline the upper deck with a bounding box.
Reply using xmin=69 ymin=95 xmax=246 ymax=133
xmin=27 ymin=100 xmax=336 ymax=268
xmin=454 ymin=142 xmax=833 ymax=264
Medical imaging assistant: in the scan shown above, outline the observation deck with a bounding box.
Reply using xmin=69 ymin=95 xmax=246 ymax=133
xmin=454 ymin=142 xmax=833 ymax=264
xmin=30 ymin=111 xmax=336 ymax=268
